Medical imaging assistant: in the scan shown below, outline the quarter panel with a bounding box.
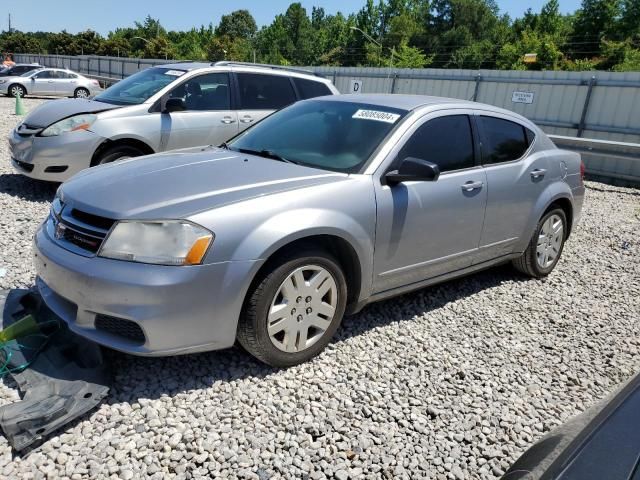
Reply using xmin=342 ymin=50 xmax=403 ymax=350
xmin=513 ymin=181 xmax=576 ymax=253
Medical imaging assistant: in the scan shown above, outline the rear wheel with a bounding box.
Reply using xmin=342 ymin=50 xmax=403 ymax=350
xmin=93 ymin=144 xmax=145 ymax=166
xmin=74 ymin=87 xmax=90 ymax=99
xmin=8 ymin=84 xmax=25 ymax=98
xmin=513 ymin=208 xmax=567 ymax=278
xmin=237 ymin=248 xmax=347 ymax=367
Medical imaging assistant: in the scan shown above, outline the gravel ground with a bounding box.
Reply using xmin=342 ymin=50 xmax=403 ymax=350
xmin=0 ymin=96 xmax=639 ymax=479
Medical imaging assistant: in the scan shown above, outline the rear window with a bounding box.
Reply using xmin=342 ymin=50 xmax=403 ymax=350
xmin=480 ymin=116 xmax=534 ymax=164
xmin=237 ymin=73 xmax=296 ymax=110
xmin=293 ymin=78 xmax=333 ymax=99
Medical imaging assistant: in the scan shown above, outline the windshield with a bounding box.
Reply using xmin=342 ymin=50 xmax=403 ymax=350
xmin=228 ymin=100 xmax=407 ymax=173
xmin=94 ymin=67 xmax=186 ymax=106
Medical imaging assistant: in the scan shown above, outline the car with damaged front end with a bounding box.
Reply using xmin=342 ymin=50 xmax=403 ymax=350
xmin=33 ymin=94 xmax=585 ymax=367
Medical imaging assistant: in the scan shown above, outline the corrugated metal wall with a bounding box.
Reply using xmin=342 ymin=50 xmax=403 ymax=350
xmin=14 ymin=54 xmax=640 ymax=184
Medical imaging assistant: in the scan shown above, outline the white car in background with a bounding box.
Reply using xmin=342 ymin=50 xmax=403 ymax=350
xmin=9 ymin=62 xmax=338 ymax=182
xmin=0 ymin=67 xmax=101 ymax=99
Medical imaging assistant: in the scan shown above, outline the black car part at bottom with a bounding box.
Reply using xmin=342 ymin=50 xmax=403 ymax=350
xmin=0 ymin=289 xmax=111 ymax=452
xmin=503 ymin=370 xmax=640 ymax=480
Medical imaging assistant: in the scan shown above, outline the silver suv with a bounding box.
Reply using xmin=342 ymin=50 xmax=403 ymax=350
xmin=33 ymin=94 xmax=585 ymax=367
xmin=9 ymin=62 xmax=338 ymax=181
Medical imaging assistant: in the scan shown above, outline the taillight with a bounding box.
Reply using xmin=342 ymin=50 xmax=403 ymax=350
xmin=580 ymin=160 xmax=585 ymax=180
xmin=91 ymin=80 xmax=99 ymax=86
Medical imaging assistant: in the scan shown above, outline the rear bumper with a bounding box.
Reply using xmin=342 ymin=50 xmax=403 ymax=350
xmin=33 ymin=222 xmax=262 ymax=356
xmin=9 ymin=127 xmax=104 ymax=182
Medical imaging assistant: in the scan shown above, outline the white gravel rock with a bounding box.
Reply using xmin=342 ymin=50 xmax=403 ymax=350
xmin=0 ymin=96 xmax=638 ymax=478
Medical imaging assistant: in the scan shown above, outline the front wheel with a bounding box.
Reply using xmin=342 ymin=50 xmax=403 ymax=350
xmin=237 ymin=248 xmax=347 ymax=367
xmin=8 ymin=84 xmax=26 ymax=98
xmin=93 ymin=144 xmax=145 ymax=166
xmin=513 ymin=208 xmax=567 ymax=278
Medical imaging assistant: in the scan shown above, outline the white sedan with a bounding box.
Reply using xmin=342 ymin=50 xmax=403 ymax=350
xmin=0 ymin=68 xmax=102 ymax=98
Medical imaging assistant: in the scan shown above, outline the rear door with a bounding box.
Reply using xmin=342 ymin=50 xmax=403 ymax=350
xmin=475 ymin=113 xmax=548 ymax=263
xmin=234 ymin=72 xmax=297 ymax=128
xmin=56 ymin=71 xmax=79 ymax=96
xmin=161 ymin=72 xmax=238 ymax=151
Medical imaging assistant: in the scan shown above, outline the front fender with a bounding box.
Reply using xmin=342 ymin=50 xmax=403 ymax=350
xmin=232 ymin=208 xmax=374 ymax=302
xmin=514 ymin=181 xmax=575 ymax=253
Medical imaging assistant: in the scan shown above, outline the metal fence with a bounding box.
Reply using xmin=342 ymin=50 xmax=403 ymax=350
xmin=15 ymin=54 xmax=640 ymax=186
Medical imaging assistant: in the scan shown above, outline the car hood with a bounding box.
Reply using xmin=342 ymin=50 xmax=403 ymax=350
xmin=20 ymin=98 xmax=120 ymax=128
xmin=59 ymin=147 xmax=349 ymax=220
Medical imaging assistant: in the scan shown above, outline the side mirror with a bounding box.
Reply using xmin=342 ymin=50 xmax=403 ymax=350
xmin=385 ymin=157 xmax=440 ymax=185
xmin=163 ymin=97 xmax=186 ymax=113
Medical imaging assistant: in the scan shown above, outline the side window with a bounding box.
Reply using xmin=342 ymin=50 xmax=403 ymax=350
xmin=293 ymin=78 xmax=332 ymax=99
xmin=237 ymin=73 xmax=296 ymax=110
xmin=480 ymin=116 xmax=531 ymax=164
xmin=35 ymin=71 xmax=52 ymax=79
xmin=398 ymin=115 xmax=475 ymax=173
xmin=169 ymin=73 xmax=231 ymax=111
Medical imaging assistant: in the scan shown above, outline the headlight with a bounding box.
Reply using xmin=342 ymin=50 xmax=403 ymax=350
xmin=99 ymin=221 xmax=213 ymax=266
xmin=0 ymin=80 xmax=7 ymax=84
xmin=40 ymin=114 xmax=97 ymax=137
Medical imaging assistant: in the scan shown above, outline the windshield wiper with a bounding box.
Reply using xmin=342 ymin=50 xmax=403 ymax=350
xmin=235 ymin=148 xmax=298 ymax=164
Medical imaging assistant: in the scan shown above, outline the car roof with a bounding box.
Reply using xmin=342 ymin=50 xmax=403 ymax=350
xmin=320 ymin=93 xmax=477 ymax=111
xmin=312 ymin=93 xmax=533 ymax=121
xmin=154 ymin=62 xmax=329 ymax=82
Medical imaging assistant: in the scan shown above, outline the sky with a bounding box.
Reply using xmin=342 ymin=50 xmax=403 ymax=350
xmin=7 ymin=0 xmax=584 ymax=36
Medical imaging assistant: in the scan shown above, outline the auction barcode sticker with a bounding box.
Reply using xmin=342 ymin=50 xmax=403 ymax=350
xmin=352 ymin=109 xmax=401 ymax=123
xmin=164 ymin=70 xmax=185 ymax=76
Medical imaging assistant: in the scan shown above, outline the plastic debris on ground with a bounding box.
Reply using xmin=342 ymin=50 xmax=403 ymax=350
xmin=0 ymin=289 xmax=111 ymax=451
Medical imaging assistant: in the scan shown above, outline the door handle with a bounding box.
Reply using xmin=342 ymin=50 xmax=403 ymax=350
xmin=47 ymin=80 xmax=54 ymax=83
xmin=221 ymin=117 xmax=236 ymax=124
xmin=461 ymin=181 xmax=484 ymax=192
xmin=240 ymin=116 xmax=254 ymax=124
xmin=530 ymin=168 xmax=547 ymax=179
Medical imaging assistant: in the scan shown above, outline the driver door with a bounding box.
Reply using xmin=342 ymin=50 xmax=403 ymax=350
xmin=160 ymin=72 xmax=238 ymax=151
xmin=373 ymin=112 xmax=488 ymax=293
xmin=30 ymin=70 xmax=57 ymax=95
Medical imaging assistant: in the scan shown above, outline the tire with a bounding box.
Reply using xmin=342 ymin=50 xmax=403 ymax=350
xmin=237 ymin=248 xmax=348 ymax=367
xmin=513 ymin=208 xmax=568 ymax=278
xmin=8 ymin=84 xmax=26 ymax=98
xmin=74 ymin=87 xmax=90 ymax=99
xmin=93 ymin=144 xmax=145 ymax=166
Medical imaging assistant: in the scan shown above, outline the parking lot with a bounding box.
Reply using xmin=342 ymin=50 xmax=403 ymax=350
xmin=0 ymin=95 xmax=638 ymax=479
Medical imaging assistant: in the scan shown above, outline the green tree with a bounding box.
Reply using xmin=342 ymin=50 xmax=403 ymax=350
xmin=216 ymin=10 xmax=257 ymax=40
xmin=0 ymin=31 xmax=43 ymax=53
xmin=620 ymin=0 xmax=640 ymax=38
xmin=572 ymin=0 xmax=622 ymax=57
xmin=144 ymin=37 xmax=175 ymax=60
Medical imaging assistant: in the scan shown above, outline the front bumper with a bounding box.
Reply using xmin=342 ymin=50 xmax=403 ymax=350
xmin=9 ymin=127 xmax=104 ymax=182
xmin=33 ymin=223 xmax=262 ymax=356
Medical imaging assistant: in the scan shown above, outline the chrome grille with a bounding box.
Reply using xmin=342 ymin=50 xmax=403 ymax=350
xmin=51 ymin=199 xmax=115 ymax=255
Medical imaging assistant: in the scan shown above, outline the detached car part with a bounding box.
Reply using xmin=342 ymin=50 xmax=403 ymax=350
xmin=0 ymin=289 xmax=111 ymax=451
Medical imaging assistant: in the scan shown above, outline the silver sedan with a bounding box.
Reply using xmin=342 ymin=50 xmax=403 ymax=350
xmin=33 ymin=94 xmax=585 ymax=367
xmin=0 ymin=68 xmax=102 ymax=99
